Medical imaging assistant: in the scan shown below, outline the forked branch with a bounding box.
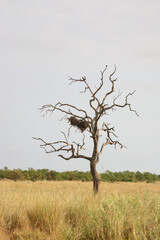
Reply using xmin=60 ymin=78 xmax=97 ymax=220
xmin=40 ymin=102 xmax=92 ymax=120
xmin=101 ymin=65 xmax=117 ymax=105
xmin=106 ymin=90 xmax=139 ymax=116
xmin=96 ymin=122 xmax=125 ymax=163
xmin=33 ymin=132 xmax=91 ymax=161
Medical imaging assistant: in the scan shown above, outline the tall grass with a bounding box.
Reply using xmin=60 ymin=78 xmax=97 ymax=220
xmin=0 ymin=181 xmax=160 ymax=240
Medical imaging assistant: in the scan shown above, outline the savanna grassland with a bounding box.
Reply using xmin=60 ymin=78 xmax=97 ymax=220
xmin=0 ymin=181 xmax=160 ymax=240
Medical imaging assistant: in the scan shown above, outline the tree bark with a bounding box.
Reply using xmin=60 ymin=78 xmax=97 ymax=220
xmin=90 ymin=160 xmax=100 ymax=194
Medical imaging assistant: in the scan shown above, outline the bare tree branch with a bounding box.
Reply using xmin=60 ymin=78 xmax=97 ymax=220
xmin=92 ymin=65 xmax=108 ymax=98
xmin=72 ymin=134 xmax=85 ymax=155
xmin=106 ymin=90 xmax=139 ymax=116
xmin=69 ymin=76 xmax=101 ymax=112
xmin=40 ymin=102 xmax=92 ymax=121
xmin=39 ymin=101 xmax=93 ymax=133
xmin=33 ymin=132 xmax=91 ymax=161
xmin=101 ymin=65 xmax=117 ymax=106
xmin=103 ymin=123 xmax=125 ymax=148
xmin=69 ymin=76 xmax=94 ymax=96
xmin=96 ymin=122 xmax=125 ymax=164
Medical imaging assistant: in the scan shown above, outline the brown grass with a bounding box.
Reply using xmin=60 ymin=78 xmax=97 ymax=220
xmin=0 ymin=181 xmax=160 ymax=240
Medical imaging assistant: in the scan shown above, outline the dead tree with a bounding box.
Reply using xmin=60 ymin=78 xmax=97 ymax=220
xmin=34 ymin=65 xmax=138 ymax=193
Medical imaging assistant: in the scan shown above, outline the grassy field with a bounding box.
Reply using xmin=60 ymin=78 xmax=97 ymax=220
xmin=0 ymin=181 xmax=160 ymax=240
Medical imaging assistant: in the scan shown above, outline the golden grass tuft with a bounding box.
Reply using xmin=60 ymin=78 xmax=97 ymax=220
xmin=0 ymin=181 xmax=160 ymax=240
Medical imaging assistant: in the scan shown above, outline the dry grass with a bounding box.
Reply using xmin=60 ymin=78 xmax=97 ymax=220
xmin=0 ymin=181 xmax=160 ymax=240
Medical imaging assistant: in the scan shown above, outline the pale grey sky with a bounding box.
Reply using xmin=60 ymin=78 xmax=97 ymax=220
xmin=0 ymin=0 xmax=160 ymax=173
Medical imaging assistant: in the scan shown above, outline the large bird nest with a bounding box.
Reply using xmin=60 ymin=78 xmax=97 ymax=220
xmin=68 ymin=116 xmax=88 ymax=132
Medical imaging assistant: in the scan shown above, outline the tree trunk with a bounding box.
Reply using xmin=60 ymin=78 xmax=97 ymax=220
xmin=90 ymin=160 xmax=100 ymax=194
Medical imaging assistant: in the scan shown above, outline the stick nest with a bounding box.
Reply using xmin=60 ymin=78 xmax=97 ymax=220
xmin=68 ymin=117 xmax=88 ymax=132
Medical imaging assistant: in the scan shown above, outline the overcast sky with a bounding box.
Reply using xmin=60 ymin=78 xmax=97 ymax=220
xmin=0 ymin=0 xmax=160 ymax=173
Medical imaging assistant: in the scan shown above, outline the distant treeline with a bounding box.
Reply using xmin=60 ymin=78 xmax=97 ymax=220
xmin=0 ymin=167 xmax=159 ymax=183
